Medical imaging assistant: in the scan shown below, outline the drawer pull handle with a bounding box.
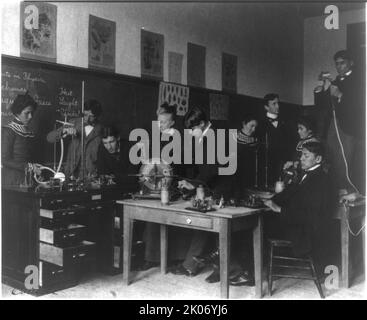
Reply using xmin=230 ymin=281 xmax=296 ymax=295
xmin=72 ymin=252 xmax=86 ymax=259
xmin=52 ymin=270 xmax=64 ymax=275
xmin=63 ymin=233 xmax=76 ymax=238
xmin=186 ymin=218 xmax=192 ymax=224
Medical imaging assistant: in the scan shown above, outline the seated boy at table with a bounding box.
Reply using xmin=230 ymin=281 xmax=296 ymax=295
xmin=263 ymin=141 xmax=336 ymax=258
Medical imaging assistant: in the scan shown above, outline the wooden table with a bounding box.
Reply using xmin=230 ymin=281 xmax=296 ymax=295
xmin=117 ymin=199 xmax=269 ymax=299
xmin=334 ymin=199 xmax=365 ymax=288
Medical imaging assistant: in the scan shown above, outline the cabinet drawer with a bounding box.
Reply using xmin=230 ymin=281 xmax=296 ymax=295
xmin=39 ymin=261 xmax=78 ymax=287
xmin=40 ymin=205 xmax=86 ymax=220
xmin=170 ymin=215 xmax=213 ymax=230
xmin=40 ymin=241 xmax=96 ymax=267
xmin=39 ymin=224 xmax=86 ymax=247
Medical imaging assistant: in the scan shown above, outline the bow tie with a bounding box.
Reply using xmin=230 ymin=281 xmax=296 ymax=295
xmin=267 ymin=118 xmax=278 ymax=123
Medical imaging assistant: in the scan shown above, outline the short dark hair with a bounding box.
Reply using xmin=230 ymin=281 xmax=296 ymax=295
xmin=10 ymin=92 xmax=37 ymax=115
xmin=263 ymin=93 xmax=279 ymax=105
xmin=302 ymin=141 xmax=324 ymax=158
xmin=183 ymin=107 xmax=207 ymax=129
xmin=101 ymin=126 xmax=119 ymax=139
xmin=84 ymin=99 xmax=102 ymax=118
xmin=156 ymin=102 xmax=177 ymax=120
xmin=242 ymin=114 xmax=258 ymax=126
xmin=297 ymin=116 xmax=317 ymax=133
xmin=333 ymin=50 xmax=353 ymax=61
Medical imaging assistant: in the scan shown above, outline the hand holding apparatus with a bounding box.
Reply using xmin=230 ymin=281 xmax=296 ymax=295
xmin=62 ymin=127 xmax=77 ymax=137
xmin=330 ymin=85 xmax=343 ymax=100
xmin=178 ymin=180 xmax=195 ymax=190
xmin=283 ymin=161 xmax=294 ymax=170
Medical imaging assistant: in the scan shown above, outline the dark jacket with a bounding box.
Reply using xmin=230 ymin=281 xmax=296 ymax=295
xmin=314 ymin=69 xmax=365 ymax=140
xmin=47 ymin=118 xmax=102 ymax=179
xmin=1 ymin=119 xmax=35 ymax=186
xmin=256 ymin=116 xmax=296 ymax=188
xmin=272 ymin=166 xmax=335 ymax=256
xmin=97 ymin=139 xmax=137 ymax=191
xmin=185 ymin=124 xmax=232 ymax=199
xmin=232 ymin=129 xmax=258 ymax=198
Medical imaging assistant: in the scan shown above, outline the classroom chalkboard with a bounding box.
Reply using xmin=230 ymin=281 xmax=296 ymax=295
xmin=1 ymin=63 xmax=83 ymax=125
xmin=1 ymin=55 xmax=160 ymax=164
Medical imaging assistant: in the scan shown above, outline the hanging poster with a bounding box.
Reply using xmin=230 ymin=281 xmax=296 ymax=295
xmin=88 ymin=15 xmax=116 ymax=71
xmin=187 ymin=42 xmax=206 ymax=88
xmin=141 ymin=29 xmax=164 ymax=80
xmin=168 ymin=51 xmax=183 ymax=84
xmin=222 ymin=52 xmax=237 ymax=92
xmin=209 ymin=93 xmax=229 ymax=120
xmin=158 ymin=82 xmax=189 ymax=116
xmin=20 ymin=2 xmax=57 ymax=62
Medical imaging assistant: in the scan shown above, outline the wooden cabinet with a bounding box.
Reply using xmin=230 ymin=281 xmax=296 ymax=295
xmin=2 ymin=186 xmax=126 ymax=296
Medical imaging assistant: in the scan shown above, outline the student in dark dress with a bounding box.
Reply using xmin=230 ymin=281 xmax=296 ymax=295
xmin=233 ymin=114 xmax=259 ymax=198
xmin=201 ymin=114 xmax=259 ymax=285
xmin=1 ymin=93 xmax=41 ymax=186
xmin=282 ymin=116 xmax=320 ymax=185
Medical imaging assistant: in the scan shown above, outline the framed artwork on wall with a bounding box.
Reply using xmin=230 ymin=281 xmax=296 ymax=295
xmin=20 ymin=2 xmax=57 ymax=63
xmin=141 ymin=29 xmax=164 ymax=80
xmin=88 ymin=15 xmax=116 ymax=72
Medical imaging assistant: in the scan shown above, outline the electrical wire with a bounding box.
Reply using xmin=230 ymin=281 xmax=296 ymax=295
xmin=342 ymin=203 xmax=365 ymax=237
xmin=331 ymin=102 xmax=360 ymax=194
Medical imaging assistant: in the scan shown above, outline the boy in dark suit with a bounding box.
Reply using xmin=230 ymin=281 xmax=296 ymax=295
xmin=256 ymin=93 xmax=296 ymax=189
xmin=264 ymin=141 xmax=335 ymax=257
xmin=172 ymin=107 xmax=232 ymax=277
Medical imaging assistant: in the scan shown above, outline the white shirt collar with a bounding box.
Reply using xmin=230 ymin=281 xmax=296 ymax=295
xmin=266 ymin=112 xmax=278 ymax=120
xmin=162 ymin=128 xmax=175 ymax=136
xmin=306 ymin=163 xmax=321 ymax=172
xmin=199 ymin=122 xmax=212 ymax=143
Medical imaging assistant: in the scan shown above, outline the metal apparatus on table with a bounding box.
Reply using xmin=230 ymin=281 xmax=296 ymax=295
xmin=130 ymin=158 xmax=175 ymax=200
xmin=25 ymin=81 xmax=89 ymax=191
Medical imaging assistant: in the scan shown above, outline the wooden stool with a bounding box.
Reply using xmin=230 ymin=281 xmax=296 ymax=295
xmin=268 ymin=239 xmax=325 ymax=298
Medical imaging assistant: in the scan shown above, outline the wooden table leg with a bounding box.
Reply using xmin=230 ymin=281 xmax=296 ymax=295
xmin=341 ymin=209 xmax=350 ymax=288
xmin=160 ymin=224 xmax=168 ymax=274
xmin=253 ymin=214 xmax=263 ymax=298
xmin=219 ymin=219 xmax=230 ymax=299
xmin=123 ymin=210 xmax=133 ymax=285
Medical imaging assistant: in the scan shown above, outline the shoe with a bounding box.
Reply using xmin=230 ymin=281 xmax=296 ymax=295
xmin=170 ymin=264 xmax=196 ymax=277
xmin=229 ymin=271 xmax=255 ymax=287
xmin=136 ymin=261 xmax=159 ymax=271
xmin=205 ymin=270 xmax=220 ymax=283
xmin=194 ymin=249 xmax=219 ymax=267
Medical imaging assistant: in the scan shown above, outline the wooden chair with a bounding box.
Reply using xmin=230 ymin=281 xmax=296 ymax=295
xmin=268 ymin=239 xmax=325 ymax=298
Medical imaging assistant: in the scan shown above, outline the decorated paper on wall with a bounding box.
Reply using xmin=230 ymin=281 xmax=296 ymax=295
xmin=20 ymin=2 xmax=57 ymax=62
xmin=88 ymin=15 xmax=116 ymax=71
xmin=168 ymin=52 xmax=183 ymax=84
xmin=158 ymin=82 xmax=189 ymax=116
xmin=222 ymin=53 xmax=237 ymax=92
xmin=209 ymin=93 xmax=229 ymax=120
xmin=187 ymin=43 xmax=206 ymax=88
xmin=141 ymin=29 xmax=164 ymax=80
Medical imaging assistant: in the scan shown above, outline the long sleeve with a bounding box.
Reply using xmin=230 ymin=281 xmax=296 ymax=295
xmin=46 ymin=126 xmax=63 ymax=143
xmin=1 ymin=127 xmax=27 ymax=172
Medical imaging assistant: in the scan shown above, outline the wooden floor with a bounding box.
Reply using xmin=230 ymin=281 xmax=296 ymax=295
xmin=2 ymin=265 xmax=366 ymax=299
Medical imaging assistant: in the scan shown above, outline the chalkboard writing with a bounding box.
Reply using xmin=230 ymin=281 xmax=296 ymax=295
xmin=1 ymin=64 xmax=82 ymax=126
